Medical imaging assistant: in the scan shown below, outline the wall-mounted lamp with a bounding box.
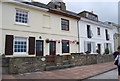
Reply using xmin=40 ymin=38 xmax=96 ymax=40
xmin=39 ymin=36 xmax=42 ymax=39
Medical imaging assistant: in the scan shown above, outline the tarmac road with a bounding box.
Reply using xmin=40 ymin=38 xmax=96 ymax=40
xmin=89 ymin=69 xmax=118 ymax=79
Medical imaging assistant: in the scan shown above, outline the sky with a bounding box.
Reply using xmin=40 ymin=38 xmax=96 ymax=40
xmin=33 ymin=0 xmax=119 ymax=24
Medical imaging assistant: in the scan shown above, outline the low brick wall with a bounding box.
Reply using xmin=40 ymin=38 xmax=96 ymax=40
xmin=2 ymin=54 xmax=114 ymax=74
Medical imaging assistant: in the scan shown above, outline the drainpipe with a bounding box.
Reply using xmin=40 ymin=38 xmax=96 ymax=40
xmin=77 ymin=19 xmax=80 ymax=53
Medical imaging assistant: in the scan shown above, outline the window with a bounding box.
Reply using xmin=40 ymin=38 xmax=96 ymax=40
xmin=87 ymin=42 xmax=91 ymax=53
xmin=62 ymin=40 xmax=69 ymax=53
xmin=86 ymin=13 xmax=89 ymax=17
xmin=61 ymin=19 xmax=69 ymax=31
xmin=14 ymin=37 xmax=27 ymax=54
xmin=97 ymin=27 xmax=100 ymax=35
xmin=15 ymin=9 xmax=28 ymax=24
xmin=87 ymin=25 xmax=92 ymax=38
xmin=105 ymin=29 xmax=109 ymax=40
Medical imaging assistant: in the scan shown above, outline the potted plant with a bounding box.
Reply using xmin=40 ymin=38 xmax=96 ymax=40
xmin=96 ymin=49 xmax=100 ymax=54
xmin=45 ymin=39 xmax=50 ymax=43
xmin=76 ymin=41 xmax=79 ymax=45
xmin=104 ymin=48 xmax=109 ymax=54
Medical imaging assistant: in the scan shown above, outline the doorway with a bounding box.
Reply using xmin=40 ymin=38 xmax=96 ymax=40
xmin=36 ymin=40 xmax=44 ymax=56
xmin=49 ymin=41 xmax=56 ymax=55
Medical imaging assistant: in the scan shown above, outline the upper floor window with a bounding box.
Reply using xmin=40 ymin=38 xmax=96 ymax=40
xmin=87 ymin=25 xmax=92 ymax=38
xmin=15 ymin=9 xmax=28 ymax=24
xmin=61 ymin=19 xmax=69 ymax=31
xmin=85 ymin=12 xmax=98 ymax=21
xmin=105 ymin=29 xmax=110 ymax=40
xmin=97 ymin=27 xmax=100 ymax=35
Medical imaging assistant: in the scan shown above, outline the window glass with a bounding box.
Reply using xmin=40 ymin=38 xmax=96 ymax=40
xmin=14 ymin=37 xmax=27 ymax=53
xmin=61 ymin=19 xmax=69 ymax=31
xmin=62 ymin=40 xmax=69 ymax=53
xmin=15 ymin=9 xmax=28 ymax=24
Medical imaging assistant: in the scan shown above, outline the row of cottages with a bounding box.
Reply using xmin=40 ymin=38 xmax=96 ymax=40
xmin=1 ymin=0 xmax=80 ymax=57
xmin=0 ymin=0 xmax=118 ymax=57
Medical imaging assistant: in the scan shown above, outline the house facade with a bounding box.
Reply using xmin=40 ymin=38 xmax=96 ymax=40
xmin=78 ymin=11 xmax=115 ymax=54
xmin=1 ymin=0 xmax=80 ymax=57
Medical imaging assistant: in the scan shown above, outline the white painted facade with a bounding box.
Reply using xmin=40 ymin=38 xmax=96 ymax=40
xmin=78 ymin=17 xmax=115 ymax=54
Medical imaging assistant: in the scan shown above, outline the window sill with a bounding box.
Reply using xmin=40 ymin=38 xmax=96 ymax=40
xmin=97 ymin=35 xmax=101 ymax=37
xmin=14 ymin=23 xmax=30 ymax=27
xmin=42 ymin=26 xmax=51 ymax=29
xmin=61 ymin=30 xmax=70 ymax=32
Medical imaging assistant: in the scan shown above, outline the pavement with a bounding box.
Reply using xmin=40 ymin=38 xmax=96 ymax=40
xmin=2 ymin=62 xmax=117 ymax=80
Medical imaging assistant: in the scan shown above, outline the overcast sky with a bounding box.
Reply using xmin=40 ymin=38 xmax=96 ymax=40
xmin=34 ymin=0 xmax=119 ymax=24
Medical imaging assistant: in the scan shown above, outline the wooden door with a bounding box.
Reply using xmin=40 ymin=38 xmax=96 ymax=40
xmin=49 ymin=41 xmax=56 ymax=55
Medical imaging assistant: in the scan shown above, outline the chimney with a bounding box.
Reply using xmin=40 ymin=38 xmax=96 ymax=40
xmin=47 ymin=0 xmax=66 ymax=11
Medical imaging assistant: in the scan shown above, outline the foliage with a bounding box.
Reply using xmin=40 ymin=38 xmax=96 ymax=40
xmin=104 ymin=48 xmax=109 ymax=54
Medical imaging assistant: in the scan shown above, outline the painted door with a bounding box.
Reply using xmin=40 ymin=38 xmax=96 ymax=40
xmin=97 ymin=44 xmax=101 ymax=54
xmin=36 ymin=40 xmax=44 ymax=56
xmin=50 ymin=41 xmax=56 ymax=55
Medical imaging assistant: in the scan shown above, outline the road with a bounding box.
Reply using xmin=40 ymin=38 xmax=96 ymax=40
xmin=89 ymin=69 xmax=118 ymax=79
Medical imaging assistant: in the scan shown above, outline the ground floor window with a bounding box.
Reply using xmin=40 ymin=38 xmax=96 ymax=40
xmin=87 ymin=42 xmax=92 ymax=53
xmin=84 ymin=41 xmax=96 ymax=53
xmin=14 ymin=37 xmax=27 ymax=54
xmin=62 ymin=40 xmax=69 ymax=53
xmin=104 ymin=43 xmax=112 ymax=54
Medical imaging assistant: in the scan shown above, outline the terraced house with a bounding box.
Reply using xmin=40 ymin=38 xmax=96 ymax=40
xmin=1 ymin=0 xmax=80 ymax=57
xmin=78 ymin=11 xmax=116 ymax=54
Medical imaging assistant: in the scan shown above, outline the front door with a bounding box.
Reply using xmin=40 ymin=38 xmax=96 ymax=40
xmin=36 ymin=40 xmax=44 ymax=56
xmin=97 ymin=44 xmax=101 ymax=54
xmin=49 ymin=41 xmax=56 ymax=55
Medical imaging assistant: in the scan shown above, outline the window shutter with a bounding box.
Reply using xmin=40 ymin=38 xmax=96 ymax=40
xmin=5 ymin=35 xmax=13 ymax=55
xmin=84 ymin=41 xmax=87 ymax=52
xmin=93 ymin=42 xmax=96 ymax=53
xmin=28 ymin=37 xmax=35 ymax=55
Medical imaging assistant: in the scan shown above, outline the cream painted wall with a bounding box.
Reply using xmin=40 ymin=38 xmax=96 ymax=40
xmin=2 ymin=2 xmax=79 ymax=56
xmin=2 ymin=2 xmax=78 ymax=38
xmin=0 ymin=1 xmax=2 ymax=55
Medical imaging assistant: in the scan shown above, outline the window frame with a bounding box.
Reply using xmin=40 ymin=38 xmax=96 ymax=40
xmin=15 ymin=8 xmax=29 ymax=25
xmin=87 ymin=42 xmax=92 ymax=53
xmin=97 ymin=27 xmax=101 ymax=35
xmin=61 ymin=18 xmax=69 ymax=31
xmin=87 ymin=25 xmax=92 ymax=38
xmin=13 ymin=37 xmax=28 ymax=54
xmin=62 ymin=40 xmax=70 ymax=53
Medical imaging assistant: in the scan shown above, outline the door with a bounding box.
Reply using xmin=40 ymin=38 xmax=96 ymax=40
xmin=97 ymin=44 xmax=101 ymax=54
xmin=36 ymin=40 xmax=44 ymax=56
xmin=87 ymin=42 xmax=91 ymax=53
xmin=49 ymin=41 xmax=56 ymax=55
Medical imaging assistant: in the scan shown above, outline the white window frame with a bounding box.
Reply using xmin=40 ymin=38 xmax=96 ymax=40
xmin=15 ymin=8 xmax=29 ymax=25
xmin=13 ymin=37 xmax=28 ymax=55
xmin=97 ymin=27 xmax=101 ymax=36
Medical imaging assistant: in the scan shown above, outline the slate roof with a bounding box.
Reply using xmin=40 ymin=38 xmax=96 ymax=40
xmin=22 ymin=2 xmax=80 ymax=19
